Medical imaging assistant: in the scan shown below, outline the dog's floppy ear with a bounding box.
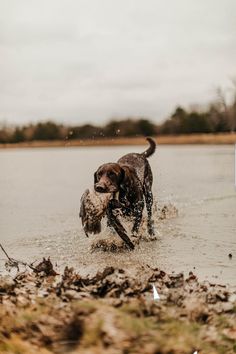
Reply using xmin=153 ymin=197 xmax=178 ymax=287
xmin=94 ymin=171 xmax=98 ymax=184
xmin=119 ymin=167 xmax=125 ymax=185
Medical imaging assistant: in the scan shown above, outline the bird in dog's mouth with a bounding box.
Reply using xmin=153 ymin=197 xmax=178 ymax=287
xmin=79 ymin=188 xmax=112 ymax=236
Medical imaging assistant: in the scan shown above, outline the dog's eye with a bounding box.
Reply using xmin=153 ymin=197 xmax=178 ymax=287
xmin=108 ymin=171 xmax=116 ymax=178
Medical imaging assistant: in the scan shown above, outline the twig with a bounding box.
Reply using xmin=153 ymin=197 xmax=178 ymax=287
xmin=0 ymin=243 xmax=37 ymax=272
xmin=0 ymin=243 xmax=12 ymax=261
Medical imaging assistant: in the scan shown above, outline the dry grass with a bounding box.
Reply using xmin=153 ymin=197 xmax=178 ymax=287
xmin=0 ymin=133 xmax=236 ymax=149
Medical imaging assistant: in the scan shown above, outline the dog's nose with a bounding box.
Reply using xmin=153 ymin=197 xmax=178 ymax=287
xmin=95 ymin=185 xmax=107 ymax=193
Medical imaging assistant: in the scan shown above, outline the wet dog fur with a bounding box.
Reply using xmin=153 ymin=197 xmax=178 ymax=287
xmin=94 ymin=137 xmax=156 ymax=249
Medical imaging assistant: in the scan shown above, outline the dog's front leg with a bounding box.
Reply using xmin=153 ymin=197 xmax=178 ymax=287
xmin=132 ymin=200 xmax=144 ymax=236
xmin=107 ymin=201 xmax=135 ymax=250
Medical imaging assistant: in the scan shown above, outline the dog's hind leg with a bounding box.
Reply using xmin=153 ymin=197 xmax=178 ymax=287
xmin=145 ymin=190 xmax=155 ymax=236
xmin=131 ymin=200 xmax=144 ymax=236
xmin=143 ymin=162 xmax=155 ymax=236
xmin=144 ymin=188 xmax=155 ymax=236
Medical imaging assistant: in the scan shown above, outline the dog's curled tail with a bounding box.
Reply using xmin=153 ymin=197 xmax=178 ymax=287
xmin=142 ymin=137 xmax=156 ymax=158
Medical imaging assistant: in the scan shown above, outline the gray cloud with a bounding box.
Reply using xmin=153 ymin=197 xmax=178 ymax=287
xmin=1 ymin=0 xmax=236 ymax=125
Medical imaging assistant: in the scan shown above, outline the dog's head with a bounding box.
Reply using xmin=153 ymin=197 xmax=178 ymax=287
xmin=94 ymin=163 xmax=125 ymax=193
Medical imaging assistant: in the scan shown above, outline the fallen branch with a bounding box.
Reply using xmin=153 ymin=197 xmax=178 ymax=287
xmin=0 ymin=243 xmax=37 ymax=272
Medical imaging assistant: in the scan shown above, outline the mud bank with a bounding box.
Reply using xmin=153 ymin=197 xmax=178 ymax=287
xmin=0 ymin=258 xmax=236 ymax=354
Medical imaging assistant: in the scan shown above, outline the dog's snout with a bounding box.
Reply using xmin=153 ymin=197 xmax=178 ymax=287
xmin=95 ymin=184 xmax=107 ymax=193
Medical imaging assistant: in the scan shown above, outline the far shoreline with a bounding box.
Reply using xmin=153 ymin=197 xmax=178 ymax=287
xmin=0 ymin=132 xmax=236 ymax=149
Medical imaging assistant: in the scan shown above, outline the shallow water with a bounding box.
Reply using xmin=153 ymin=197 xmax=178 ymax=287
xmin=0 ymin=145 xmax=235 ymax=284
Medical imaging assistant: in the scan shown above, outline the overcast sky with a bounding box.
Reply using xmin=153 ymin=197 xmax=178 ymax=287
xmin=1 ymin=0 xmax=236 ymax=125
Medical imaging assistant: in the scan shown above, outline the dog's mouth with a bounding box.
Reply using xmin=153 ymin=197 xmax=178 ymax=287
xmin=95 ymin=186 xmax=108 ymax=193
xmin=95 ymin=185 xmax=118 ymax=194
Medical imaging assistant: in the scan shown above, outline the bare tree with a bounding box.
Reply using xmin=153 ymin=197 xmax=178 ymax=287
xmin=229 ymin=78 xmax=236 ymax=132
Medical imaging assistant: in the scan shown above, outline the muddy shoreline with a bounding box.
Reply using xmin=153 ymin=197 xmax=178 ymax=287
xmin=0 ymin=257 xmax=236 ymax=354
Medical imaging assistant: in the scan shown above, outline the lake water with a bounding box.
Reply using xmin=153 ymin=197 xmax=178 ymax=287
xmin=0 ymin=145 xmax=235 ymax=285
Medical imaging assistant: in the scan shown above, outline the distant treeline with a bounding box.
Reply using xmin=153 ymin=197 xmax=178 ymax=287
xmin=1 ymin=87 xmax=236 ymax=143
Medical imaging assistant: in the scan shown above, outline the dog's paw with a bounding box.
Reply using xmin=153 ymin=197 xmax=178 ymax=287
xmin=131 ymin=232 xmax=140 ymax=244
xmin=149 ymin=234 xmax=158 ymax=241
xmin=131 ymin=230 xmax=139 ymax=238
xmin=147 ymin=220 xmax=156 ymax=236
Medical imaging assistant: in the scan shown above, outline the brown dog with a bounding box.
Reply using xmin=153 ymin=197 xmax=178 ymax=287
xmin=94 ymin=137 xmax=156 ymax=249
